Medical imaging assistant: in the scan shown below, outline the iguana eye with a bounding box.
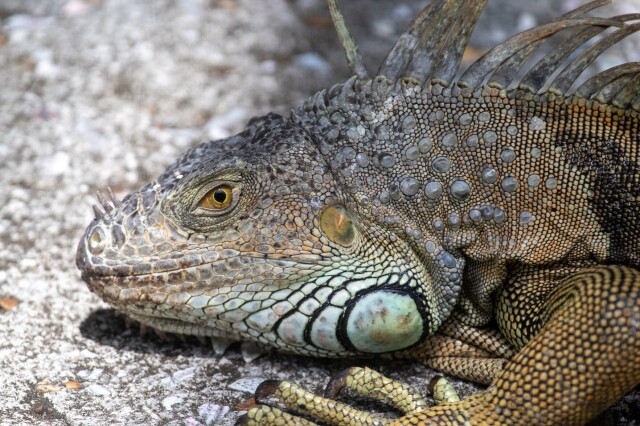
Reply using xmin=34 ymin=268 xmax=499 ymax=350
xmin=198 ymin=185 xmax=232 ymax=210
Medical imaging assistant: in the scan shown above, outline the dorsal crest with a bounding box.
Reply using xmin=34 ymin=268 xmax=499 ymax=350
xmin=327 ymin=0 xmax=640 ymax=111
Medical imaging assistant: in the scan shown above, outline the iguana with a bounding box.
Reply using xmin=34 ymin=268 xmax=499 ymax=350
xmin=76 ymin=0 xmax=640 ymax=424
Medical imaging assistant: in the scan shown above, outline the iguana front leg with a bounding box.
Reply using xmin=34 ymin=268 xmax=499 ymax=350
xmin=240 ymin=265 xmax=640 ymax=425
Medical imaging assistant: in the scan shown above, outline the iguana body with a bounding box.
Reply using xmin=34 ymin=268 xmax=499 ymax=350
xmin=76 ymin=0 xmax=640 ymax=424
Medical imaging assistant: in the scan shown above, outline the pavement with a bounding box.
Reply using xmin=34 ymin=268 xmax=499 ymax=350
xmin=1 ymin=0 xmax=639 ymax=425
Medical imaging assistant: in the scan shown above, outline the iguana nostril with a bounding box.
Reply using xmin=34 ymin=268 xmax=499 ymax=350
xmin=88 ymin=228 xmax=106 ymax=255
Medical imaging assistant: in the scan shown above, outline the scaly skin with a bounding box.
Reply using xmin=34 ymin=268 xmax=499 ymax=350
xmin=77 ymin=1 xmax=640 ymax=424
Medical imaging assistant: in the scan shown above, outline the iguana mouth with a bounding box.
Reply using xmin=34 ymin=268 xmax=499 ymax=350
xmin=121 ymin=311 xmax=267 ymax=362
xmin=79 ymin=246 xmax=324 ymax=280
xmin=80 ymin=253 xmax=326 ymax=309
xmin=126 ymin=312 xmax=237 ymax=338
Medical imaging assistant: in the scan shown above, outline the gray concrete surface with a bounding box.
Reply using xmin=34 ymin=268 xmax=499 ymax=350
xmin=1 ymin=0 xmax=639 ymax=425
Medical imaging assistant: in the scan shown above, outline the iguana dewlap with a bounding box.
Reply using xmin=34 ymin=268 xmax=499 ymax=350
xmin=76 ymin=0 xmax=640 ymax=424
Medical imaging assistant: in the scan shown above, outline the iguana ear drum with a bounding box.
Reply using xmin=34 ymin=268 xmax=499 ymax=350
xmin=338 ymin=289 xmax=427 ymax=353
xmin=319 ymin=205 xmax=356 ymax=247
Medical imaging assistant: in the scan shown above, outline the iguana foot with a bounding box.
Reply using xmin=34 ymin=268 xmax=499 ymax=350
xmin=427 ymin=376 xmax=460 ymax=405
xmin=324 ymin=367 xmax=429 ymax=414
xmin=237 ymin=404 xmax=319 ymax=426
xmin=238 ymin=367 xmax=458 ymax=426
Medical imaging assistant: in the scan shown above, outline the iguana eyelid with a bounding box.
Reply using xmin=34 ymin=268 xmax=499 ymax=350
xmin=190 ymin=180 xmax=241 ymax=216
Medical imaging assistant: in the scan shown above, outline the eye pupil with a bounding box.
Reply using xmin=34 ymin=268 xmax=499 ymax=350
xmin=213 ymin=189 xmax=227 ymax=203
xmin=197 ymin=184 xmax=233 ymax=211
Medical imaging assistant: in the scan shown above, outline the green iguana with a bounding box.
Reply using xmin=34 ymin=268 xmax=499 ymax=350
xmin=76 ymin=0 xmax=640 ymax=424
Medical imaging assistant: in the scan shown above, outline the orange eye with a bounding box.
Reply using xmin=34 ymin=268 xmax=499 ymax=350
xmin=198 ymin=185 xmax=233 ymax=210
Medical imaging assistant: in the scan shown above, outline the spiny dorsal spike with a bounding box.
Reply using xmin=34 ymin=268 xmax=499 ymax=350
xmin=632 ymin=91 xmax=640 ymax=111
xmin=326 ymin=0 xmax=368 ymax=80
xmin=92 ymin=204 xmax=105 ymax=220
xmin=489 ymin=0 xmax=612 ymax=91
xmin=487 ymin=43 xmax=540 ymax=90
xmin=458 ymin=17 xmax=624 ymax=90
xmin=518 ymin=26 xmax=608 ymax=94
xmin=549 ymin=21 xmax=640 ymax=95
xmin=96 ymin=190 xmax=113 ymax=213
xmin=402 ymin=0 xmax=468 ymax=85
xmin=612 ymin=73 xmax=640 ymax=109
xmin=575 ymin=62 xmax=640 ymax=98
xmin=560 ymin=0 xmax=612 ymax=17
xmin=377 ymin=0 xmax=439 ymax=82
xmin=594 ymin=74 xmax=634 ymax=104
xmin=430 ymin=0 xmax=487 ymax=87
xmin=107 ymin=187 xmax=123 ymax=209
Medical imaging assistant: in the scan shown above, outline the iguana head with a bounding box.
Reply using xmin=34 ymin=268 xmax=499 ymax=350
xmin=76 ymin=110 xmax=461 ymax=357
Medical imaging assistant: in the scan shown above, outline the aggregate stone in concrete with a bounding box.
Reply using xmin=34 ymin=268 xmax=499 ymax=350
xmin=1 ymin=0 xmax=639 ymax=425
